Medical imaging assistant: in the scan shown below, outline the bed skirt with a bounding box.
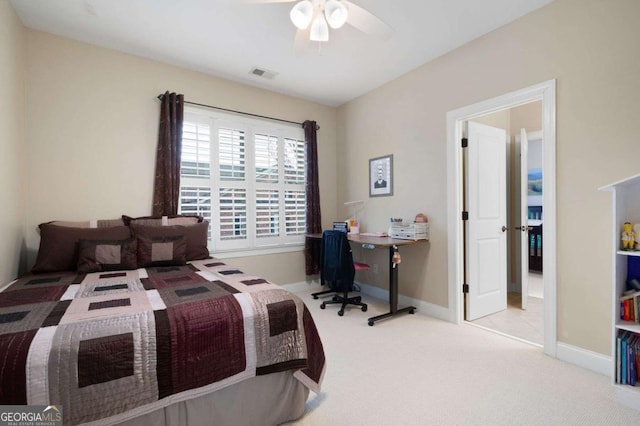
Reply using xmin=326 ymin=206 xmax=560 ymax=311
xmin=113 ymin=370 xmax=309 ymax=426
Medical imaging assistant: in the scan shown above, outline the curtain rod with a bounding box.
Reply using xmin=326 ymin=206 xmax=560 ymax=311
xmin=156 ymin=94 xmax=319 ymax=130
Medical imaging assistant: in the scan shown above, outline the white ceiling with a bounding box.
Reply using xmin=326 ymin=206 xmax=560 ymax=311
xmin=11 ymin=0 xmax=554 ymax=107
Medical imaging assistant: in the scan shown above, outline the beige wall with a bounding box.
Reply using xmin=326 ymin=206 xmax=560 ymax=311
xmin=23 ymin=30 xmax=338 ymax=283
xmin=0 ymin=1 xmax=26 ymax=282
xmin=510 ymin=101 xmax=541 ymax=137
xmin=338 ymin=0 xmax=640 ymax=355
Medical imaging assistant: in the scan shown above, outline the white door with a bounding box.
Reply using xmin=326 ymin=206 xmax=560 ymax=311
xmin=466 ymin=121 xmax=508 ymax=321
xmin=520 ymin=128 xmax=529 ymax=310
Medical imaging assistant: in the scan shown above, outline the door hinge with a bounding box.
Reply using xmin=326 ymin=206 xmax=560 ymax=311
xmin=463 ymin=283 xmax=469 ymax=293
xmin=462 ymin=211 xmax=469 ymax=221
xmin=461 ymin=137 xmax=468 ymax=148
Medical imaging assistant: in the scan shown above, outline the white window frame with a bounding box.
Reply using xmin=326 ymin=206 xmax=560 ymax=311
xmin=180 ymin=106 xmax=306 ymax=256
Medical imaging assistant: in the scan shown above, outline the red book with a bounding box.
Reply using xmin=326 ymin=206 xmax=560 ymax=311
xmin=624 ymin=300 xmax=631 ymax=321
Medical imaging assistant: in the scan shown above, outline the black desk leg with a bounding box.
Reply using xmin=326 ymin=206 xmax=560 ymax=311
xmin=367 ymin=245 xmax=416 ymax=326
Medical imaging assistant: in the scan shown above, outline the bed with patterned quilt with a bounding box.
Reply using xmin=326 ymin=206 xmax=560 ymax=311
xmin=0 ymin=216 xmax=325 ymax=425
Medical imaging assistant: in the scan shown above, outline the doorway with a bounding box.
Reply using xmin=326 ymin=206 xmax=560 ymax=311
xmin=446 ymin=80 xmax=557 ymax=357
xmin=464 ymin=105 xmax=544 ymax=345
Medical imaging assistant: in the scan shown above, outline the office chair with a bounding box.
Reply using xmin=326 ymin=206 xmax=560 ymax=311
xmin=310 ymin=229 xmax=358 ymax=300
xmin=316 ymin=230 xmax=368 ymax=316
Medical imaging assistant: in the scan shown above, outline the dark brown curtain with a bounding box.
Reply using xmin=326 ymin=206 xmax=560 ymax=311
xmin=304 ymin=120 xmax=322 ymax=275
xmin=152 ymin=91 xmax=184 ymax=216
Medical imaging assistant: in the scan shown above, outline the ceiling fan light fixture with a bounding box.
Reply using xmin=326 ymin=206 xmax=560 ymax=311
xmin=324 ymin=0 xmax=348 ymax=29
xmin=310 ymin=14 xmax=329 ymax=42
xmin=290 ymin=0 xmax=314 ymax=30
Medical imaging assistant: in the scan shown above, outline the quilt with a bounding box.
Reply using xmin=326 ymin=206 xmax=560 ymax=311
xmin=0 ymin=259 xmax=325 ymax=425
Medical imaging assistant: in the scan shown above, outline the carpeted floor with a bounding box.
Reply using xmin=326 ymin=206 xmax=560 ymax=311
xmin=285 ymin=284 xmax=640 ymax=426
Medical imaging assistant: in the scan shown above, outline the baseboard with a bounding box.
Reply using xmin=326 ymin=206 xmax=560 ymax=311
xmin=355 ymin=280 xmax=450 ymax=322
xmin=556 ymin=342 xmax=612 ymax=377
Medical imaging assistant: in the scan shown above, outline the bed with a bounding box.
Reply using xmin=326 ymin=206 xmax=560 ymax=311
xmin=0 ymin=217 xmax=325 ymax=425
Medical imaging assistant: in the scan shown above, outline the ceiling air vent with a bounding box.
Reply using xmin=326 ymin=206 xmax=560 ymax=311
xmin=249 ymin=67 xmax=277 ymax=80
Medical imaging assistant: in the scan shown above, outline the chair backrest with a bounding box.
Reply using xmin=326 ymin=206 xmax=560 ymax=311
xmin=320 ymin=230 xmax=355 ymax=291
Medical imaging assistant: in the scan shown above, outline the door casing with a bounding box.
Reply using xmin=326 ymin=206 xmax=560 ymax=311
xmin=446 ymin=80 xmax=557 ymax=357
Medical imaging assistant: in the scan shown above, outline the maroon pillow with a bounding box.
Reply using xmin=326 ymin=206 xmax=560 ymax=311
xmin=77 ymin=238 xmax=138 ymax=273
xmin=130 ymin=222 xmax=210 ymax=261
xmin=32 ymin=224 xmax=132 ymax=273
xmin=136 ymin=234 xmax=187 ymax=268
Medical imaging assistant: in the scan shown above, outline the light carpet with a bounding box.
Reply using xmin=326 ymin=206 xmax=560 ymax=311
xmin=285 ymin=285 xmax=640 ymax=425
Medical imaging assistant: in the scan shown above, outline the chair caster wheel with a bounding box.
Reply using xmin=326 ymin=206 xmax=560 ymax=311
xmin=338 ymin=310 xmax=344 ymax=316
xmin=320 ymin=303 xmax=326 ymax=309
xmin=409 ymin=308 xmax=416 ymax=314
xmin=361 ymin=304 xmax=368 ymax=312
xmin=313 ymin=295 xmax=319 ymax=300
xmin=368 ymin=320 xmax=374 ymax=326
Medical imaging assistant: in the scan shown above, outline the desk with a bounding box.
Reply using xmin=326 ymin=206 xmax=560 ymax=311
xmin=347 ymin=234 xmax=426 ymax=326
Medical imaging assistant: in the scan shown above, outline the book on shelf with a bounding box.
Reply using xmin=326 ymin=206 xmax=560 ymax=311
xmin=622 ymin=299 xmax=633 ymax=322
xmin=620 ymin=290 xmax=640 ymax=323
xmin=621 ymin=332 xmax=629 ymax=385
xmin=616 ymin=330 xmax=640 ymax=386
xmin=636 ymin=340 xmax=640 ymax=386
xmin=621 ymin=290 xmax=640 ymax=300
xmin=625 ymin=300 xmax=630 ymax=321
xmin=617 ymin=334 xmax=622 ymax=384
xmin=629 ymin=334 xmax=638 ymax=386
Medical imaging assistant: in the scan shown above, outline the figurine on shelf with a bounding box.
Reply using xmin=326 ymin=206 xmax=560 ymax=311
xmin=621 ymin=222 xmax=636 ymax=250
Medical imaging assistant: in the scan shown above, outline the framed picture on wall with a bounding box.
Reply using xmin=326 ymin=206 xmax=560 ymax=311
xmin=369 ymin=154 xmax=393 ymax=197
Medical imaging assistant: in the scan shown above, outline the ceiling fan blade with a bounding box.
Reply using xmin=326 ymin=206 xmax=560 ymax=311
xmin=344 ymin=0 xmax=393 ymax=40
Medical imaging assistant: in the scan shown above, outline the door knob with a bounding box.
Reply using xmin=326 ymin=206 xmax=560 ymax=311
xmin=501 ymin=226 xmax=508 ymax=232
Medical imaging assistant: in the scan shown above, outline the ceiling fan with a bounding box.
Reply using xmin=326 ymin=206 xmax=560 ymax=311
xmin=250 ymin=0 xmax=393 ymax=44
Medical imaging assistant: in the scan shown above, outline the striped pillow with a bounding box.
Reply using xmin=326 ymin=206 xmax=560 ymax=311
xmin=48 ymin=219 xmax=125 ymax=228
xmin=122 ymin=215 xmax=202 ymax=227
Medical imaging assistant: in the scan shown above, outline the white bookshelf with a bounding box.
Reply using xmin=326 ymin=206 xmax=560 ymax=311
xmin=600 ymin=173 xmax=640 ymax=410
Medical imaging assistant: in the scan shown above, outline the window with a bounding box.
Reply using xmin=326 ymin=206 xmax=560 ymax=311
xmin=179 ymin=107 xmax=306 ymax=253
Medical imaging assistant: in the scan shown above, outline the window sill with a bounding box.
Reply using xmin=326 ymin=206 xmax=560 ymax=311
xmin=210 ymin=244 xmax=304 ymax=259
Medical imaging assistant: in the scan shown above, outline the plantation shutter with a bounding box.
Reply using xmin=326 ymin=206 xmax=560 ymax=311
xmin=180 ymin=107 xmax=306 ymax=252
xmin=179 ymin=121 xmax=212 ymax=231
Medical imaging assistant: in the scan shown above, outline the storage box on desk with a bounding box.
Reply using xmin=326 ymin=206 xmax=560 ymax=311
xmin=389 ymin=222 xmax=429 ymax=240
